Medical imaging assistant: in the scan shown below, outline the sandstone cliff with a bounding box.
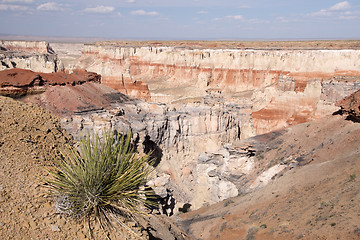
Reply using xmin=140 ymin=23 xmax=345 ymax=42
xmin=0 ymin=40 xmax=63 ymax=73
xmin=0 ymin=67 xmax=244 ymax=211
xmin=3 ymin=40 xmax=360 ymax=213
xmin=78 ymin=45 xmax=360 ymax=96
xmin=76 ymin=44 xmax=360 ymax=135
xmin=0 ymin=40 xmax=55 ymax=54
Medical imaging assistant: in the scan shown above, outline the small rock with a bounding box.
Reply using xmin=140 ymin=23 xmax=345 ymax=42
xmin=127 ymin=221 xmax=136 ymax=227
xmin=44 ymin=202 xmax=51 ymax=208
xmin=22 ymin=221 xmax=30 ymax=228
xmin=58 ymin=217 xmax=66 ymax=227
xmin=78 ymin=232 xmax=88 ymax=240
xmin=207 ymin=169 xmax=217 ymax=177
xmin=181 ymin=167 xmax=192 ymax=176
xmin=50 ymin=224 xmax=61 ymax=232
xmin=29 ymin=220 xmax=37 ymax=228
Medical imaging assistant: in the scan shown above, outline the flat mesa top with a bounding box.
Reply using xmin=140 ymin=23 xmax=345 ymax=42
xmin=93 ymin=40 xmax=360 ymax=50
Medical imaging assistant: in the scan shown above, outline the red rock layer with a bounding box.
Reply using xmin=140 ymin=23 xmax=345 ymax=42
xmin=0 ymin=68 xmax=100 ymax=97
xmin=23 ymin=82 xmax=127 ymax=116
xmin=128 ymin=59 xmax=360 ymax=95
xmin=80 ymin=48 xmax=360 ymax=136
xmin=252 ymin=98 xmax=319 ymax=135
xmin=129 ymin=60 xmax=284 ymax=92
xmin=101 ymin=76 xmax=150 ymax=101
xmin=0 ymin=69 xmax=43 ymax=87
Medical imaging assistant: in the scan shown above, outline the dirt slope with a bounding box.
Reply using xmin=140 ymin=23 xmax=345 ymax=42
xmin=177 ymin=115 xmax=360 ymax=240
xmin=0 ymin=96 xmax=150 ymax=239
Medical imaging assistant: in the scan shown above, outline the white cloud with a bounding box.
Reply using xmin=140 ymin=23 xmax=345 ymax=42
xmin=246 ymin=18 xmax=270 ymax=24
xmin=84 ymin=5 xmax=114 ymax=13
xmin=212 ymin=17 xmax=222 ymax=21
xmin=37 ymin=2 xmax=65 ymax=11
xmin=126 ymin=0 xmax=135 ymax=2
xmin=339 ymin=15 xmax=358 ymax=20
xmin=213 ymin=15 xmax=243 ymax=21
xmin=0 ymin=3 xmax=28 ymax=10
xmin=1 ymin=0 xmax=33 ymax=3
xmin=311 ymin=1 xmax=352 ymax=17
xmin=237 ymin=5 xmax=250 ymax=9
xmin=197 ymin=10 xmax=208 ymax=14
xmin=329 ymin=1 xmax=351 ymax=11
xmin=130 ymin=9 xmax=159 ymax=16
xmin=276 ymin=17 xmax=289 ymax=23
xmin=226 ymin=15 xmax=243 ymax=20
xmin=311 ymin=9 xmax=332 ymax=17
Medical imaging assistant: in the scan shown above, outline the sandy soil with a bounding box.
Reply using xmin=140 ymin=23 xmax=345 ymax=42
xmin=0 ymin=96 xmax=148 ymax=239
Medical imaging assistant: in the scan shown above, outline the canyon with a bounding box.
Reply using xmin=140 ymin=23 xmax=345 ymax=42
xmin=73 ymin=43 xmax=360 ymax=136
xmin=1 ymin=40 xmax=360 ymax=239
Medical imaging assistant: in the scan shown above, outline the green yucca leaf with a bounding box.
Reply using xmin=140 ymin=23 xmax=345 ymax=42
xmin=46 ymin=129 xmax=155 ymax=238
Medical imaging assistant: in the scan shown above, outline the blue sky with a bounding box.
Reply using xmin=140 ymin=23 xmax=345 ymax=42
xmin=0 ymin=0 xmax=359 ymax=40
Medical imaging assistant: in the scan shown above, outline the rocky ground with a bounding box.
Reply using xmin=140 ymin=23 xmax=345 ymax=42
xmin=0 ymin=93 xmax=192 ymax=240
xmin=2 ymin=91 xmax=359 ymax=240
xmin=0 ymin=96 xmax=162 ymax=240
xmin=177 ymin=112 xmax=360 ymax=239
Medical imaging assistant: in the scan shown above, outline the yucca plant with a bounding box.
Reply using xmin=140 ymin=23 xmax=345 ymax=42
xmin=46 ymin=130 xmax=155 ymax=238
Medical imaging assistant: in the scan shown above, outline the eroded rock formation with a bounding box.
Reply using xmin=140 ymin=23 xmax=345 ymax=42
xmin=336 ymin=89 xmax=360 ymax=121
xmin=0 ymin=40 xmax=63 ymax=73
xmin=0 ymin=40 xmax=55 ymax=54
xmin=75 ymin=44 xmax=360 ymax=135
xmin=177 ymin=114 xmax=360 ymax=239
xmin=2 ymin=40 xmax=360 ymax=213
xmin=0 ymin=68 xmax=100 ymax=98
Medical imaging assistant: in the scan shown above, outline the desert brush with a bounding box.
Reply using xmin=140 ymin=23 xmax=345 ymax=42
xmin=46 ymin=130 xmax=155 ymax=238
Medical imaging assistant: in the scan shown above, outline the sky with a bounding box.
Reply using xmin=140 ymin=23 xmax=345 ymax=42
xmin=0 ymin=0 xmax=360 ymax=40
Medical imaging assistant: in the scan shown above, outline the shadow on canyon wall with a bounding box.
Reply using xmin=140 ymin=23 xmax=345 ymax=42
xmin=143 ymin=135 xmax=163 ymax=167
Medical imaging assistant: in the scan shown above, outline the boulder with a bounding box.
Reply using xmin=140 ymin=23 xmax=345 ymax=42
xmin=336 ymin=89 xmax=360 ymax=121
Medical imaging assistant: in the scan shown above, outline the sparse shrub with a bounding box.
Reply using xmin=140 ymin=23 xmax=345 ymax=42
xmin=223 ymin=199 xmax=234 ymax=207
xmin=350 ymin=174 xmax=356 ymax=181
xmin=46 ymin=130 xmax=155 ymax=237
xmin=260 ymin=224 xmax=267 ymax=229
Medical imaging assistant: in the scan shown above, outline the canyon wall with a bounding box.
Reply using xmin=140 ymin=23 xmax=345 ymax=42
xmin=59 ymin=99 xmax=247 ymax=210
xmin=0 ymin=40 xmax=63 ymax=73
xmin=76 ymin=44 xmax=360 ymax=135
xmin=2 ymin=40 xmax=360 ymax=211
xmin=0 ymin=40 xmax=55 ymax=54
